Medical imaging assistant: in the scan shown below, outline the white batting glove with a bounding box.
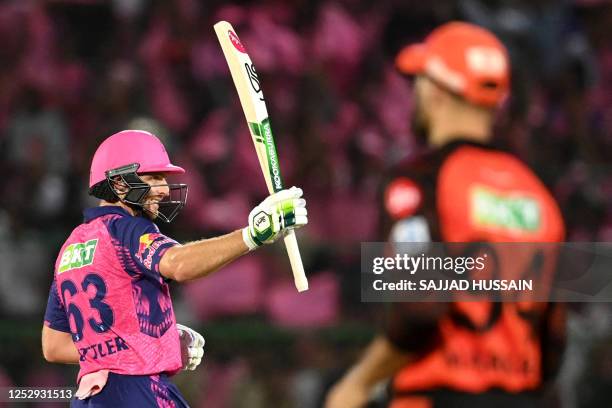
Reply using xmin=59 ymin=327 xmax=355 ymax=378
xmin=242 ymin=186 xmax=308 ymax=251
xmin=177 ymin=323 xmax=205 ymax=371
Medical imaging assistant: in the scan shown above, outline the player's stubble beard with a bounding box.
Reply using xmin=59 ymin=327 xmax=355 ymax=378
xmin=124 ymin=202 xmax=158 ymax=221
xmin=112 ymin=177 xmax=165 ymax=221
xmin=411 ymin=89 xmax=431 ymax=148
xmin=142 ymin=198 xmax=160 ymax=221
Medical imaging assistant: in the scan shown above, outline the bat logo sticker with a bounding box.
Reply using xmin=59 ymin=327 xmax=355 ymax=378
xmin=245 ymin=63 xmax=264 ymax=101
xmin=228 ymin=30 xmax=246 ymax=53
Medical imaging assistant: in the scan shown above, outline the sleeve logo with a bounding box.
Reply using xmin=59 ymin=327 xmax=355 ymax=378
xmin=58 ymin=239 xmax=98 ymax=273
xmin=138 ymin=233 xmax=156 ymax=254
xmin=136 ymin=233 xmax=176 ymax=269
xmin=384 ymin=177 xmax=423 ymax=220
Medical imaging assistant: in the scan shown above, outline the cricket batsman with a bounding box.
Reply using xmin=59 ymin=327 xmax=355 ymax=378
xmin=42 ymin=130 xmax=308 ymax=407
xmin=326 ymin=22 xmax=566 ymax=408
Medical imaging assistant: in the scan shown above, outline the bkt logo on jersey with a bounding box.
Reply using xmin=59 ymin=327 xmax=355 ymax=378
xmin=471 ymin=185 xmax=541 ymax=232
xmin=58 ymin=239 xmax=98 ymax=273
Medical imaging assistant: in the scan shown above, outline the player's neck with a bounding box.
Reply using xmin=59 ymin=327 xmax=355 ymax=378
xmin=99 ymin=200 xmax=137 ymax=216
xmin=429 ymin=111 xmax=493 ymax=148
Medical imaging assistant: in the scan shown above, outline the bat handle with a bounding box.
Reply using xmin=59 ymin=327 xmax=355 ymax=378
xmin=283 ymin=230 xmax=308 ymax=292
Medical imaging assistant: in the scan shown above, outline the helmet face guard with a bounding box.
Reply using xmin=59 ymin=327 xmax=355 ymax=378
xmin=106 ymin=163 xmax=188 ymax=223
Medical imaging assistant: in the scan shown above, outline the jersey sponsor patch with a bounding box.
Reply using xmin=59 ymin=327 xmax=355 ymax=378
xmin=58 ymin=239 xmax=98 ymax=273
xmin=470 ymin=185 xmax=541 ymax=232
xmin=384 ymin=178 xmax=423 ymax=220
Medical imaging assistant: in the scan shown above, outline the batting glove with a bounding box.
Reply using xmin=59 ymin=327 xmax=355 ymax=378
xmin=177 ymin=323 xmax=205 ymax=371
xmin=243 ymin=186 xmax=308 ymax=250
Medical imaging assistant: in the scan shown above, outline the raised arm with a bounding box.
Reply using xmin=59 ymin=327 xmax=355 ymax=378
xmin=159 ymin=230 xmax=248 ymax=282
xmin=160 ymin=187 xmax=307 ymax=282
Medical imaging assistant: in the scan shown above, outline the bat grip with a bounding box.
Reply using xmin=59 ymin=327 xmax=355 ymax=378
xmin=283 ymin=230 xmax=308 ymax=292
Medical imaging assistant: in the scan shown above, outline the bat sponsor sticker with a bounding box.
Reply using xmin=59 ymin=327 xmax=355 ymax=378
xmin=228 ymin=30 xmax=246 ymax=53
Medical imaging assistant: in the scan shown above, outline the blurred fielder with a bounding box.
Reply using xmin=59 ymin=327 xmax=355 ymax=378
xmin=326 ymin=22 xmax=566 ymax=408
xmin=42 ymin=130 xmax=308 ymax=407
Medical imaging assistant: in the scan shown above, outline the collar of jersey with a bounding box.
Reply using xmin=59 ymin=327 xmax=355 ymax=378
xmin=84 ymin=206 xmax=132 ymax=223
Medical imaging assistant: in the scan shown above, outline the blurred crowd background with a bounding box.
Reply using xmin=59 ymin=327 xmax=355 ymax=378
xmin=0 ymin=0 xmax=611 ymax=407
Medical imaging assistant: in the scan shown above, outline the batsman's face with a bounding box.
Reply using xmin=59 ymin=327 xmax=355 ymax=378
xmin=140 ymin=173 xmax=170 ymax=219
xmin=411 ymin=75 xmax=432 ymax=146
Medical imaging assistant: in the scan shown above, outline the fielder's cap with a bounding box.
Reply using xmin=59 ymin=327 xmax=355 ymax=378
xmin=396 ymin=21 xmax=510 ymax=107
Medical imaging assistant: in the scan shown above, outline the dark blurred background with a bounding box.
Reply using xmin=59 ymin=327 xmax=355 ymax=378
xmin=0 ymin=0 xmax=610 ymax=407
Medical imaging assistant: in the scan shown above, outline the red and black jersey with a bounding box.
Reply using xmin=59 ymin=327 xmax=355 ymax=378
xmin=381 ymin=140 xmax=566 ymax=407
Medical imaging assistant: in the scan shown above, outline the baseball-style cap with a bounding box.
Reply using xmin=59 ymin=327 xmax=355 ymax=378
xmin=396 ymin=22 xmax=510 ymax=107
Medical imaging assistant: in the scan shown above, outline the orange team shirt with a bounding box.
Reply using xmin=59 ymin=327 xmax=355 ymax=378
xmin=381 ymin=140 xmax=565 ymax=397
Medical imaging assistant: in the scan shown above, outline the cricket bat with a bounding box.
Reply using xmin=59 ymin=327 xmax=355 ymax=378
xmin=214 ymin=20 xmax=308 ymax=292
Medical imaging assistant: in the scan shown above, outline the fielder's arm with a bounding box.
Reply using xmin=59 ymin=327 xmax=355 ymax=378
xmin=324 ymin=336 xmax=411 ymax=408
xmin=41 ymin=325 xmax=79 ymax=364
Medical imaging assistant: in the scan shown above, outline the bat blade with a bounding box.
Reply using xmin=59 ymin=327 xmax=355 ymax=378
xmin=214 ymin=20 xmax=308 ymax=292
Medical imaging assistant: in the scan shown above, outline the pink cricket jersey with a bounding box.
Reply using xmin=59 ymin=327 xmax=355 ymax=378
xmin=44 ymin=206 xmax=182 ymax=382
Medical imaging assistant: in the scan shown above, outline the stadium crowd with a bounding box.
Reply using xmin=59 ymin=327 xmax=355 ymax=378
xmin=0 ymin=0 xmax=610 ymax=407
